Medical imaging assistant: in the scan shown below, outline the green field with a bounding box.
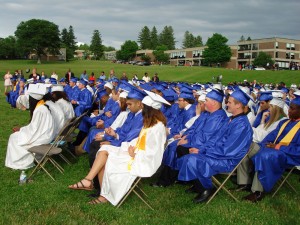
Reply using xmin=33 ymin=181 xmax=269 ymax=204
xmin=1 ymin=60 xmax=300 ymax=86
xmin=1 ymin=60 xmax=300 ymax=224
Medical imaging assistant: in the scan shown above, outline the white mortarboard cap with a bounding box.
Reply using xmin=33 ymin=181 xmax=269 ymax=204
xmin=104 ymin=82 xmax=113 ymax=90
xmin=270 ymin=97 xmax=285 ymax=109
xmin=239 ymin=86 xmax=250 ymax=95
xmin=44 ymin=78 xmax=50 ymax=84
xmin=213 ymin=83 xmax=223 ymax=91
xmin=28 ymin=84 xmax=51 ymax=100
xmin=27 ymin=78 xmax=34 ymax=84
xmin=198 ymin=92 xmax=207 ymax=102
xmin=196 ymin=90 xmax=203 ymax=96
xmin=119 ymin=91 xmax=128 ymax=98
xmin=271 ymin=90 xmax=283 ymax=98
xmin=142 ymin=90 xmax=170 ymax=109
xmin=51 ymin=85 xmax=64 ymax=92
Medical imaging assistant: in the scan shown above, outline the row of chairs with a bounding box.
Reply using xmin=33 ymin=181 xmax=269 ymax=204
xmin=27 ymin=118 xmax=298 ymax=209
xmin=27 ymin=112 xmax=88 ymax=181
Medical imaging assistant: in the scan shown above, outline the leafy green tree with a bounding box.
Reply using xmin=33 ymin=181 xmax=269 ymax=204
xmin=194 ymin=35 xmax=203 ymax=47
xmin=153 ymin=45 xmax=169 ymax=63
xmin=14 ymin=19 xmax=60 ymax=63
xmin=0 ymin=36 xmax=18 ymax=59
xmin=247 ymin=36 xmax=252 ymax=41
xmin=202 ymin=33 xmax=232 ymax=66
xmin=141 ymin=54 xmax=151 ymax=63
xmin=116 ymin=40 xmax=138 ymax=61
xmin=103 ymin=46 xmax=116 ymax=51
xmin=77 ymin=43 xmax=90 ymax=51
xmin=150 ymin=26 xmax=159 ymax=49
xmin=61 ymin=25 xmax=77 ymax=61
xmin=90 ymin=30 xmax=103 ymax=60
xmin=182 ymin=31 xmax=203 ymax=48
xmin=159 ymin=26 xmax=176 ymax=50
xmin=253 ymin=52 xmax=274 ymax=68
xmin=240 ymin=35 xmax=245 ymax=41
xmin=138 ymin=26 xmax=151 ymax=49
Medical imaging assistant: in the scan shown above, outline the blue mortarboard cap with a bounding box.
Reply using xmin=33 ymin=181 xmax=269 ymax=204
xmin=179 ymin=91 xmax=194 ymax=100
xmin=162 ymin=89 xmax=176 ymax=102
xmin=118 ymin=81 xmax=132 ymax=93
xmin=98 ymin=89 xmax=108 ymax=98
xmin=254 ymin=85 xmax=261 ymax=90
xmin=70 ymin=78 xmax=77 ymax=83
xmin=227 ymin=85 xmax=235 ymax=91
xmin=79 ymin=79 xmax=88 ymax=86
xmin=160 ymin=82 xmax=168 ymax=89
xmin=127 ymin=86 xmax=146 ymax=101
xmin=97 ymin=78 xmax=104 ymax=83
xmin=280 ymin=87 xmax=289 ymax=94
xmin=230 ymin=90 xmax=251 ymax=106
xmin=139 ymin=83 xmax=153 ymax=91
xmin=258 ymin=91 xmax=273 ymax=101
xmin=20 ymin=78 xmax=26 ymax=83
xmin=59 ymin=78 xmax=66 ymax=82
xmin=50 ymin=78 xmax=57 ymax=84
xmin=111 ymin=78 xmax=119 ymax=83
xmin=153 ymin=83 xmax=164 ymax=92
xmin=206 ymin=89 xmax=224 ymax=103
xmin=291 ymin=91 xmax=300 ymax=106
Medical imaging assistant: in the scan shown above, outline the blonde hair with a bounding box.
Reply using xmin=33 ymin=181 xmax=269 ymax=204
xmin=265 ymin=104 xmax=286 ymax=129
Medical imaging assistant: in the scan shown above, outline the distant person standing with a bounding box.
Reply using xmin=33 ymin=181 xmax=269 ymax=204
xmin=89 ymin=72 xmax=96 ymax=83
xmin=3 ymin=70 xmax=13 ymax=93
xmin=152 ymin=73 xmax=159 ymax=82
xmin=120 ymin=72 xmax=128 ymax=81
xmin=142 ymin=72 xmax=150 ymax=83
xmin=65 ymin=68 xmax=75 ymax=84
xmin=99 ymin=71 xmax=106 ymax=80
xmin=29 ymin=68 xmax=40 ymax=81
xmin=80 ymin=70 xmax=88 ymax=80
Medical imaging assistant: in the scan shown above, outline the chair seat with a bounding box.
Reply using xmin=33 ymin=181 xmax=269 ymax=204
xmin=28 ymin=145 xmax=62 ymax=156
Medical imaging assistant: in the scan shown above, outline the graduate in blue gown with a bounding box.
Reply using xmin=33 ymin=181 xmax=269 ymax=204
xmin=177 ymin=90 xmax=253 ymax=203
xmin=72 ymin=79 xmax=93 ymax=116
xmin=167 ymin=91 xmax=196 ymax=139
xmin=67 ymin=78 xmax=80 ymax=104
xmin=242 ymin=92 xmax=300 ymax=202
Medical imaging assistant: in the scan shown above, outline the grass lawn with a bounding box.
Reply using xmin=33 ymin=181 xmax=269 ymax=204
xmin=0 ymin=60 xmax=300 ymax=224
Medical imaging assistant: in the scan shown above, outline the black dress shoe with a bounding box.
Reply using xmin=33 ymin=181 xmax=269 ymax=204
xmin=193 ymin=188 xmax=216 ymax=204
xmin=150 ymin=182 xmax=167 ymax=188
xmin=243 ymin=191 xmax=264 ymax=203
xmin=233 ymin=184 xmax=251 ymax=192
xmin=185 ymin=185 xmax=197 ymax=194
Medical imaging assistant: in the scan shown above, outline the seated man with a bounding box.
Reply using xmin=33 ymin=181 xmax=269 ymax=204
xmin=241 ymin=92 xmax=300 ymax=202
xmin=177 ymin=90 xmax=253 ymax=203
xmin=72 ymin=79 xmax=92 ymax=116
xmin=152 ymin=89 xmax=227 ymax=187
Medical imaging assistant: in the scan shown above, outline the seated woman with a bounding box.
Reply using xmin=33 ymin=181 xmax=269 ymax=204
xmin=5 ymin=84 xmax=55 ymax=170
xmin=69 ymin=90 xmax=169 ymax=205
xmin=51 ymin=85 xmax=75 ymax=122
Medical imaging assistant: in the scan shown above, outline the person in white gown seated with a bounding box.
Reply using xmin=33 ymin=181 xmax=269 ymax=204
xmin=5 ymin=84 xmax=56 ymax=170
xmin=68 ymin=90 xmax=169 ymax=205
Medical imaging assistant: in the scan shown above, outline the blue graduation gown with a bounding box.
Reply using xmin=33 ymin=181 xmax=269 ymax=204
xmin=74 ymin=88 xmax=92 ymax=116
xmin=252 ymin=119 xmax=300 ymax=192
xmin=168 ymin=104 xmax=196 ymax=138
xmin=68 ymin=86 xmax=80 ymax=102
xmin=104 ymin=111 xmax=143 ymax=147
xmin=177 ymin=114 xmax=253 ymax=189
xmin=163 ymin=109 xmax=227 ymax=169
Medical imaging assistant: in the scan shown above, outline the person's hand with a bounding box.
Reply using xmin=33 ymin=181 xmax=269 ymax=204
xmin=94 ymin=132 xmax=104 ymax=141
xmin=173 ymin=134 xmax=182 ymax=140
xmin=261 ymin=111 xmax=270 ymax=124
xmin=100 ymin=141 xmax=111 ymax=146
xmin=105 ymin=127 xmax=116 ymax=137
xmin=189 ymin=148 xmax=199 ymax=154
xmin=96 ymin=120 xmax=104 ymax=129
xmin=12 ymin=127 xmax=20 ymax=132
xmin=128 ymin=145 xmax=136 ymax=158
xmin=105 ymin=111 xmax=112 ymax=118
xmin=71 ymin=100 xmax=77 ymax=105
xmin=178 ymin=136 xmax=188 ymax=146
xmin=266 ymin=142 xmax=276 ymax=148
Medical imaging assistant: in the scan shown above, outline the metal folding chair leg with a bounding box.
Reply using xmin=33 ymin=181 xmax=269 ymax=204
xmin=116 ymin=177 xmax=154 ymax=210
xmin=272 ymin=167 xmax=298 ymax=197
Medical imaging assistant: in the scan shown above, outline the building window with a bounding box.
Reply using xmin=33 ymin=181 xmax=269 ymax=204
xmin=291 ymin=52 xmax=295 ymax=59
xmin=291 ymin=43 xmax=295 ymax=50
xmin=286 ymin=52 xmax=290 ymax=59
xmin=252 ymin=43 xmax=258 ymax=50
xmin=286 ymin=43 xmax=291 ymax=50
xmin=252 ymin=52 xmax=257 ymax=58
xmin=275 ymin=52 xmax=278 ymax=58
xmin=275 ymin=42 xmax=278 ymax=49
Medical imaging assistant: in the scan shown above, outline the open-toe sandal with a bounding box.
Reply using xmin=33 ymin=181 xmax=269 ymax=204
xmin=68 ymin=178 xmax=94 ymax=191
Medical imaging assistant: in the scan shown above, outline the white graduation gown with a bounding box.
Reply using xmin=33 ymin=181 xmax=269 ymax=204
xmin=45 ymin=101 xmax=66 ymax=136
xmin=252 ymin=117 xmax=287 ymax=143
xmin=100 ymin=122 xmax=166 ymax=206
xmin=5 ymin=104 xmax=55 ymax=170
xmin=56 ymin=98 xmax=75 ymax=121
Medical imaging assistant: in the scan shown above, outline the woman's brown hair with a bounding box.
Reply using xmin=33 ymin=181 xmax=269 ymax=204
xmin=142 ymin=104 xmax=167 ymax=128
xmin=265 ymin=104 xmax=286 ymax=129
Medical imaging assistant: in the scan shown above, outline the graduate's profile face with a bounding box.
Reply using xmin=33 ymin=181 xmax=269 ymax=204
xmin=260 ymin=101 xmax=269 ymax=111
xmin=204 ymin=97 xmax=214 ymax=112
xmin=126 ymin=99 xmax=142 ymax=113
xmin=227 ymin=97 xmax=238 ymax=114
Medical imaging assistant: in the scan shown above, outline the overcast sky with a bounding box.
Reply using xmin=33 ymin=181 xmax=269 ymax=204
xmin=1 ymin=0 xmax=299 ymax=49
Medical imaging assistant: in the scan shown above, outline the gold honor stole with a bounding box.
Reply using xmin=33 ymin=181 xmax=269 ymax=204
xmin=273 ymin=120 xmax=300 ymax=146
xmin=35 ymin=100 xmax=45 ymax=109
xmin=128 ymin=128 xmax=148 ymax=171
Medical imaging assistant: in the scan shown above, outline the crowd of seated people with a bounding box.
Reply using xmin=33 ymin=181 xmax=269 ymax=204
xmin=4 ymin=68 xmax=300 ymax=207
